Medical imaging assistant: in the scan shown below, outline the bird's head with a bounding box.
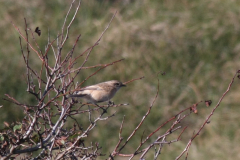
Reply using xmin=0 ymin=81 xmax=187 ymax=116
xmin=106 ymin=80 xmax=126 ymax=90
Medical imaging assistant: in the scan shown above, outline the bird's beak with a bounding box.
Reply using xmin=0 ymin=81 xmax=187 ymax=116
xmin=121 ymin=84 xmax=126 ymax=87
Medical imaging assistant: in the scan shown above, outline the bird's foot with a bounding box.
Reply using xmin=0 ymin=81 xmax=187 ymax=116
xmin=108 ymin=101 xmax=115 ymax=106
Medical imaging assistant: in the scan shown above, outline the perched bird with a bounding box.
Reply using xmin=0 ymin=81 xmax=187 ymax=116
xmin=68 ymin=80 xmax=126 ymax=104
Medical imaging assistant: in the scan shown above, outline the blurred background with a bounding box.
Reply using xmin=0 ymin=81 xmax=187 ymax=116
xmin=0 ymin=0 xmax=240 ymax=159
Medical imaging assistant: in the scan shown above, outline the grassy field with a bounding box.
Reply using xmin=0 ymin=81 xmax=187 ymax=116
xmin=0 ymin=0 xmax=240 ymax=159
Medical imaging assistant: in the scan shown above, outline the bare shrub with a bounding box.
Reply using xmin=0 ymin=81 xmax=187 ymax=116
xmin=0 ymin=1 xmax=239 ymax=160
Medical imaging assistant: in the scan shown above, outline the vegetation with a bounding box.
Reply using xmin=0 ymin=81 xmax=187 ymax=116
xmin=0 ymin=0 xmax=240 ymax=159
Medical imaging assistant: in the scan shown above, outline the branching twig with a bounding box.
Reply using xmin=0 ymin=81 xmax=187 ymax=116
xmin=176 ymin=71 xmax=239 ymax=160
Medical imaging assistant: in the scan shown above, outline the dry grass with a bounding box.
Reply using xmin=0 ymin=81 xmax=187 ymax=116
xmin=1 ymin=0 xmax=240 ymax=159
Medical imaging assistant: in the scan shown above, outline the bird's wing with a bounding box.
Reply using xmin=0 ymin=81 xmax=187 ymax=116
xmin=68 ymin=85 xmax=104 ymax=98
xmin=79 ymin=85 xmax=103 ymax=91
xmin=73 ymin=85 xmax=103 ymax=95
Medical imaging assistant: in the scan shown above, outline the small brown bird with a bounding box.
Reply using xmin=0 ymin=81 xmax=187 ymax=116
xmin=68 ymin=80 xmax=126 ymax=104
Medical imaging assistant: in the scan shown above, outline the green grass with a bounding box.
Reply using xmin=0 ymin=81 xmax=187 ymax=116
xmin=0 ymin=0 xmax=240 ymax=159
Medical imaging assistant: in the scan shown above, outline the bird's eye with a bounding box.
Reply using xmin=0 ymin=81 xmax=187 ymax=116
xmin=115 ymin=83 xmax=120 ymax=86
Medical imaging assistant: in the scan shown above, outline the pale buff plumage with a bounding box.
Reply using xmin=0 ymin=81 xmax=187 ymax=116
xmin=68 ymin=80 xmax=126 ymax=103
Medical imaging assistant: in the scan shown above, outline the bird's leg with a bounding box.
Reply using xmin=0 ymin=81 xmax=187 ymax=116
xmin=95 ymin=103 xmax=107 ymax=113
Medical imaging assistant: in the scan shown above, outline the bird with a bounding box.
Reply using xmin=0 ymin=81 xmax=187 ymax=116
xmin=68 ymin=80 xmax=126 ymax=104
